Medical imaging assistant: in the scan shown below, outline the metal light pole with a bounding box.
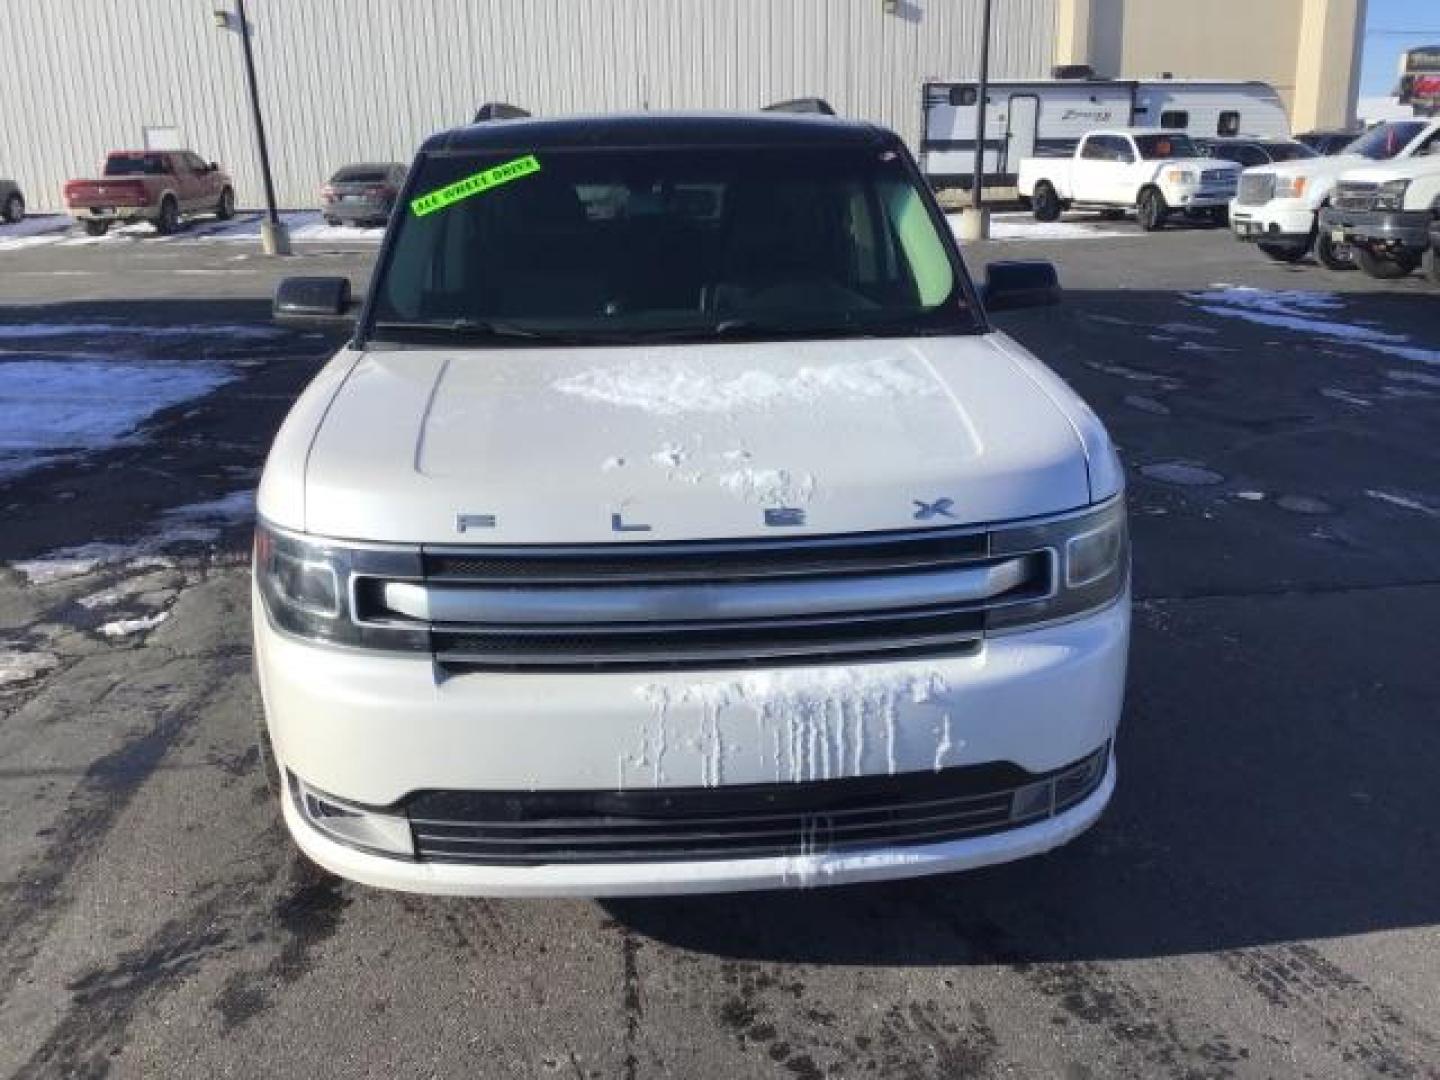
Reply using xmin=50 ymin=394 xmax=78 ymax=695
xmin=955 ymin=0 xmax=993 ymax=241
xmin=228 ymin=0 xmax=290 ymax=254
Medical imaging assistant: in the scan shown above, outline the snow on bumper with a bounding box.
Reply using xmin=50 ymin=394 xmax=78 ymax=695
xmin=256 ymin=596 xmax=1129 ymax=802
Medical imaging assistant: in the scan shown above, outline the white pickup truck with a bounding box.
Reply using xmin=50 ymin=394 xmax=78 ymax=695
xmin=1318 ymin=150 xmax=1440 ymax=279
xmin=1017 ymin=129 xmax=1239 ymax=231
xmin=1230 ymin=118 xmax=1440 ymax=268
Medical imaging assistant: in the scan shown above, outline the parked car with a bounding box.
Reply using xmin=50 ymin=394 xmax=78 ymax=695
xmin=1017 ymin=128 xmax=1239 ymax=230
xmin=1229 ymin=119 xmax=1440 ymax=267
xmin=0 ymin=178 xmax=24 ymax=223
xmin=62 ymin=150 xmax=234 ymax=236
xmin=1195 ymin=136 xmax=1316 ymax=168
xmin=1318 ymin=151 xmax=1440 ymax=279
xmin=255 ymin=109 xmax=1129 ymax=897
xmin=1296 ymin=129 xmax=1364 ymax=156
xmin=320 ymin=162 xmax=407 ymax=227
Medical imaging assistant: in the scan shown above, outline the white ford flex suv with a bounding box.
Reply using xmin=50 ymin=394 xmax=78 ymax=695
xmin=254 ymin=110 xmax=1130 ymax=897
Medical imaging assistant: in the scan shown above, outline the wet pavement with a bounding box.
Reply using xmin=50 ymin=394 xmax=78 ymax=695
xmin=1 ymin=226 xmax=1438 ymax=1078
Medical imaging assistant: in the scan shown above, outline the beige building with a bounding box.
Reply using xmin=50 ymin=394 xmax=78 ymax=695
xmin=1055 ymin=0 xmax=1368 ymax=131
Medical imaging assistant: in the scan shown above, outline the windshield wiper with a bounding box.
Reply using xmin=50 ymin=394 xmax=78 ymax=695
xmin=370 ymin=318 xmax=550 ymax=340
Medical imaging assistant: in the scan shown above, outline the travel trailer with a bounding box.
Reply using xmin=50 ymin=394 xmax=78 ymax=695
xmin=921 ymin=76 xmax=1290 ymax=190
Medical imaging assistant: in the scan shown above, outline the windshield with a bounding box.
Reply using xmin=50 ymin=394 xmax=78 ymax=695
xmin=1135 ymin=133 xmax=1199 ymax=160
xmin=104 ymin=155 xmax=168 ymax=177
xmin=370 ymin=145 xmax=977 ymax=344
xmin=1344 ymin=122 xmax=1427 ymax=160
xmin=1269 ymin=142 xmax=1317 ymax=161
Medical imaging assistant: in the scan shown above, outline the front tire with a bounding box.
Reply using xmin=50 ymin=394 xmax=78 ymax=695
xmin=153 ymin=196 xmax=179 ymax=235
xmin=1137 ymin=187 xmax=1168 ymax=232
xmin=82 ymin=219 xmax=110 ymax=237
xmin=1207 ymin=206 xmax=1229 ymax=227
xmin=216 ymin=186 xmax=235 ymax=220
xmin=1315 ymin=231 xmax=1355 ymax=272
xmin=1356 ymin=247 xmax=1421 ymax=280
xmin=2 ymin=194 xmax=23 ymax=224
xmin=1427 ymin=246 xmax=1440 ymax=286
xmin=1258 ymin=240 xmax=1310 ymax=263
xmin=1032 ymin=181 xmax=1062 ymax=223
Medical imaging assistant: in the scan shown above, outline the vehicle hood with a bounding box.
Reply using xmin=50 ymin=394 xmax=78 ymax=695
xmin=1165 ymin=157 xmax=1239 ymax=172
xmin=297 ymin=335 xmax=1094 ymax=544
xmin=1251 ymin=153 xmax=1367 ymax=180
xmin=1332 ymin=157 xmax=1440 ymax=185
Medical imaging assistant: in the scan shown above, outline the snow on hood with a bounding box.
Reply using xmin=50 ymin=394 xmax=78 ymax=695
xmin=294 ymin=334 xmax=1094 ymax=543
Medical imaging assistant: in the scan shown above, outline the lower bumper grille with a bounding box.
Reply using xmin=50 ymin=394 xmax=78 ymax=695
xmin=406 ymin=745 xmax=1110 ymax=866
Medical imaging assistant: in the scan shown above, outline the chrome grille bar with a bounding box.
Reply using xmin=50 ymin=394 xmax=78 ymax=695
xmin=382 ymin=557 xmax=1033 ymax=625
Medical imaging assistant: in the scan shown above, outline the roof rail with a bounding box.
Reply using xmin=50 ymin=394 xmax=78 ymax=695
xmin=472 ymin=102 xmax=531 ymax=123
xmin=762 ymin=97 xmax=836 ymax=116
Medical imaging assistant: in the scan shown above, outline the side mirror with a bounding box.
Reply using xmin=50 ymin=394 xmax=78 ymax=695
xmin=273 ymin=277 xmax=356 ymax=326
xmin=982 ymin=261 xmax=1061 ymax=313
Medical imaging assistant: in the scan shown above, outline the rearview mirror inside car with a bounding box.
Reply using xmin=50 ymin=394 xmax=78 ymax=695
xmin=273 ymin=276 xmax=355 ymax=326
xmin=982 ymin=261 xmax=1061 ymax=313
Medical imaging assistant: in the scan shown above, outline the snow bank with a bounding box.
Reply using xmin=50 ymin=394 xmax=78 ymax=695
xmin=952 ymin=212 xmax=1136 ymax=243
xmin=554 ymin=357 xmax=938 ymax=416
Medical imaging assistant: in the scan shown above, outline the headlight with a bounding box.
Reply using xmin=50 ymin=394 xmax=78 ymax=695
xmin=1374 ymin=179 xmax=1410 ymax=211
xmin=987 ymin=497 xmax=1129 ymax=632
xmin=1164 ymin=169 xmax=1198 ymax=186
xmin=254 ymin=522 xmax=429 ymax=651
xmin=1275 ymin=175 xmax=1308 ymax=198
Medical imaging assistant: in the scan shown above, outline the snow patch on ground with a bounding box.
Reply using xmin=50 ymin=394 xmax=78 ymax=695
xmin=954 ymin=213 xmax=1136 ymax=243
xmin=0 ymin=359 xmax=234 ymax=481
xmin=554 ymin=357 xmax=938 ymax=416
xmin=10 ymin=488 xmax=254 ymax=583
xmin=650 ymin=443 xmax=688 ymax=470
xmin=1365 ymin=489 xmax=1437 ymax=517
xmin=0 ymin=215 xmax=74 ymax=251
xmin=719 ymin=467 xmax=816 ymax=506
xmin=0 ymin=322 xmax=281 ymax=342
xmin=100 ymin=612 xmax=170 ymax=638
xmin=0 ymin=648 xmax=60 ymax=686
xmin=601 ymin=456 xmax=626 ymax=471
xmin=1186 ymin=288 xmax=1440 ymax=366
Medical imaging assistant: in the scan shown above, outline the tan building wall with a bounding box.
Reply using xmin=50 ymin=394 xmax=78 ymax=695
xmin=1054 ymin=0 xmax=1367 ymax=131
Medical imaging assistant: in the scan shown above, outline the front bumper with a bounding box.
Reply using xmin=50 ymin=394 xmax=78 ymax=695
xmin=1319 ymin=207 xmax=1432 ymax=252
xmin=1165 ymin=188 xmax=1234 ymax=211
xmin=1228 ymin=202 xmax=1315 ymax=244
xmin=255 ymin=591 xmax=1129 ymax=895
xmin=280 ymin=755 xmax=1116 ymax=897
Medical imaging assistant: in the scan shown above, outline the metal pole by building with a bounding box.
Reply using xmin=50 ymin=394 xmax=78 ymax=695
xmin=232 ymin=0 xmax=290 ymax=255
xmin=954 ymin=0 xmax=993 ymax=240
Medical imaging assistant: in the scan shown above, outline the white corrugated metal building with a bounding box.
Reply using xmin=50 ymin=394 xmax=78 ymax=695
xmin=2 ymin=0 xmax=1060 ymax=211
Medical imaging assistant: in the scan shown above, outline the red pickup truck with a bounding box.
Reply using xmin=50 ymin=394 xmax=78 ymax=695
xmin=63 ymin=150 xmax=235 ymax=236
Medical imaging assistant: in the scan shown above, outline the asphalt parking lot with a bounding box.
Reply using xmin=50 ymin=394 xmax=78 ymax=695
xmin=1 ymin=219 xmax=1438 ymax=1079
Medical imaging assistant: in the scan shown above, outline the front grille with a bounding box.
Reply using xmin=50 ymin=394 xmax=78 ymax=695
xmin=1333 ymin=181 xmax=1377 ymax=212
xmin=406 ymin=745 xmax=1110 ymax=865
xmin=1201 ymin=169 xmax=1236 ymax=188
xmin=1236 ymin=173 xmax=1275 ymax=206
xmin=356 ymin=530 xmax=1051 ymax=672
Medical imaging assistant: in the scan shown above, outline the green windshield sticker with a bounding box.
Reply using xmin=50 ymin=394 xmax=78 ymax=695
xmin=409 ymin=155 xmax=541 ymax=217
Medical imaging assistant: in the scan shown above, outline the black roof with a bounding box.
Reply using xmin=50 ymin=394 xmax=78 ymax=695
xmin=420 ymin=112 xmax=896 ymax=154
